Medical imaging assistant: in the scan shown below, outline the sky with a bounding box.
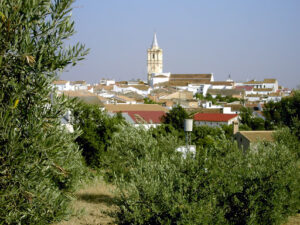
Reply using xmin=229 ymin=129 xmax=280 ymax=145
xmin=61 ymin=0 xmax=300 ymax=88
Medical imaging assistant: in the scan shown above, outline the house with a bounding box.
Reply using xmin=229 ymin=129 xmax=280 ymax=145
xmin=71 ymin=80 xmax=88 ymax=91
xmin=104 ymin=103 xmax=168 ymax=113
xmin=234 ymin=130 xmax=275 ymax=150
xmin=111 ymin=95 xmax=137 ymax=104
xmin=209 ymin=81 xmax=234 ymax=89
xmin=242 ymin=79 xmax=278 ymax=92
xmin=109 ymin=110 xmax=166 ymax=129
xmin=113 ymin=84 xmax=151 ymax=96
xmin=153 ymin=74 xmax=214 ymax=91
xmin=267 ymin=92 xmax=282 ymax=102
xmin=169 ymin=73 xmax=214 ymax=83
xmin=173 ymin=99 xmax=199 ymax=108
xmin=234 ymin=86 xmax=254 ymax=96
xmin=61 ymin=91 xmax=104 ymax=106
xmin=99 ymin=79 xmax=115 ymax=86
xmin=186 ymin=83 xmax=211 ymax=96
xmin=245 ymin=94 xmax=262 ymax=102
xmin=160 ymin=91 xmax=193 ymax=100
xmin=87 ymin=86 xmax=94 ymax=93
xmin=194 ymin=113 xmax=239 ymax=127
xmin=207 ymin=89 xmax=245 ymax=99
xmin=150 ymin=73 xmax=171 ymax=86
xmin=52 ymin=80 xmax=74 ymax=91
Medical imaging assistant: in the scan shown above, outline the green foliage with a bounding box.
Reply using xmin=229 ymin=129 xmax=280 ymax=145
xmin=240 ymin=107 xmax=253 ymax=127
xmin=113 ymin=131 xmax=300 ymax=224
xmin=264 ymin=91 xmax=300 ymax=138
xmin=250 ymin=117 xmax=265 ymax=130
xmin=0 ymin=0 xmax=88 ymax=223
xmin=263 ymin=101 xmax=282 ymax=130
xmin=143 ymin=97 xmax=159 ymax=104
xmin=192 ymin=125 xmax=225 ymax=149
xmin=240 ymin=107 xmax=265 ymax=130
xmin=205 ymin=93 xmax=217 ymax=104
xmin=220 ymin=124 xmax=234 ymax=139
xmin=162 ymin=105 xmax=189 ymax=130
xmin=105 ymin=125 xmax=183 ymax=181
xmin=194 ymin=93 xmax=204 ymax=100
xmin=71 ymin=101 xmax=125 ymax=168
xmin=215 ymin=94 xmax=239 ymax=103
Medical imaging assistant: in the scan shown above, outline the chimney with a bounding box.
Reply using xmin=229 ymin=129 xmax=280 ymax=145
xmin=233 ymin=121 xmax=239 ymax=135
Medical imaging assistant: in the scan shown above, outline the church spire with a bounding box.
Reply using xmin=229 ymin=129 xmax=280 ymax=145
xmin=151 ymin=32 xmax=159 ymax=49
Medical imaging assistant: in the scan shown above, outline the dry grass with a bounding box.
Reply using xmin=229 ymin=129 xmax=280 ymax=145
xmin=286 ymin=214 xmax=300 ymax=225
xmin=54 ymin=176 xmax=117 ymax=225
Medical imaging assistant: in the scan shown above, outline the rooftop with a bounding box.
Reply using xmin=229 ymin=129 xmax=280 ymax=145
xmin=238 ymin=131 xmax=275 ymax=142
xmin=71 ymin=80 xmax=86 ymax=85
xmin=53 ymin=80 xmax=68 ymax=85
xmin=253 ymin=88 xmax=273 ymax=92
xmin=210 ymin=81 xmax=234 ymax=86
xmin=235 ymin=86 xmax=254 ymax=91
xmin=207 ymin=89 xmax=245 ymax=96
xmin=194 ymin=113 xmax=238 ymax=122
xmin=124 ymin=111 xmax=166 ymax=124
xmin=263 ymin=79 xmax=277 ymax=83
xmin=170 ymin=74 xmax=212 ymax=79
xmin=104 ymin=104 xmax=168 ymax=112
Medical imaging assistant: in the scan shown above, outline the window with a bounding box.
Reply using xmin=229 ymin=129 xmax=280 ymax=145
xmin=153 ymin=54 xmax=155 ymax=59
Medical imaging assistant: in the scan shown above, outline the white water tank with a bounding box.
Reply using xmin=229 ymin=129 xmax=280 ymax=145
xmin=184 ymin=119 xmax=193 ymax=132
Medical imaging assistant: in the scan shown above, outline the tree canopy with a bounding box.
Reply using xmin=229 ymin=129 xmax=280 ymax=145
xmin=162 ymin=105 xmax=189 ymax=130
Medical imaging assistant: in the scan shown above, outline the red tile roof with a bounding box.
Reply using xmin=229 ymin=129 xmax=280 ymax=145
xmin=235 ymin=86 xmax=254 ymax=91
xmin=194 ymin=113 xmax=238 ymax=122
xmin=124 ymin=111 xmax=166 ymax=124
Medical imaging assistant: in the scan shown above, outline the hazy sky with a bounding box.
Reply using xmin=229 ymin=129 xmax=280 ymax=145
xmin=61 ymin=0 xmax=300 ymax=88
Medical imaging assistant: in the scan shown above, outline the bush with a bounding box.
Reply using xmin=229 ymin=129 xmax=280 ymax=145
xmin=104 ymin=125 xmax=183 ymax=182
xmin=113 ymin=131 xmax=300 ymax=224
xmin=71 ymin=101 xmax=125 ymax=168
xmin=264 ymin=91 xmax=300 ymax=138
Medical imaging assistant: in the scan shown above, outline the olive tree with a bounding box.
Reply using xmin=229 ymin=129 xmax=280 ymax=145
xmin=0 ymin=0 xmax=88 ymax=223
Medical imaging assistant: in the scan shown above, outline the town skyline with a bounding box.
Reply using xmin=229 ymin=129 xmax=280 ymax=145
xmin=61 ymin=0 xmax=300 ymax=89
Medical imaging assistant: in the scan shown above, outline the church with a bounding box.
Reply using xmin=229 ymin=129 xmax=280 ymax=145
xmin=147 ymin=33 xmax=214 ymax=87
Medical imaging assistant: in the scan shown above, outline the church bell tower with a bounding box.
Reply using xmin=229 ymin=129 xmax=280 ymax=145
xmin=147 ymin=33 xmax=163 ymax=83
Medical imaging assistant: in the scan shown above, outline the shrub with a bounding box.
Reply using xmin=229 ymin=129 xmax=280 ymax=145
xmin=71 ymin=101 xmax=125 ymax=168
xmin=114 ymin=131 xmax=300 ymax=224
xmin=104 ymin=125 xmax=183 ymax=182
xmin=161 ymin=105 xmax=189 ymax=130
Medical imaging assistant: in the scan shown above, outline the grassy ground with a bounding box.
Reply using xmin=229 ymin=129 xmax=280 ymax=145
xmin=54 ymin=176 xmax=117 ymax=225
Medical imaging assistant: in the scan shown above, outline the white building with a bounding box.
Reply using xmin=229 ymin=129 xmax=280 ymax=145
xmin=52 ymin=80 xmax=74 ymax=91
xmin=71 ymin=80 xmax=88 ymax=91
xmin=186 ymin=83 xmax=211 ymax=96
xmin=99 ymin=79 xmax=115 ymax=86
xmin=150 ymin=73 xmax=171 ymax=87
xmin=113 ymin=84 xmax=151 ymax=96
xmin=242 ymin=79 xmax=278 ymax=92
